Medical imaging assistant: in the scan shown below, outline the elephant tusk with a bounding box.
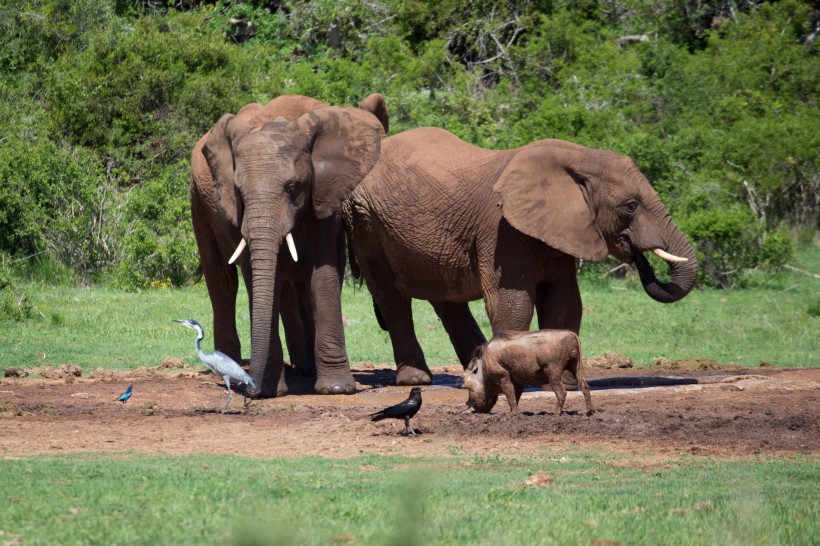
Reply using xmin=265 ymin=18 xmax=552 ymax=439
xmin=228 ymin=238 xmax=247 ymax=265
xmin=286 ymin=233 xmax=298 ymax=262
xmin=652 ymin=248 xmax=688 ymax=263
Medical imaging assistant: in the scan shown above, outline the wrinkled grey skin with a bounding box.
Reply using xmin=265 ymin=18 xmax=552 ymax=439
xmin=461 ymin=330 xmax=593 ymax=416
xmin=345 ymin=128 xmax=697 ymax=387
xmin=192 ymin=97 xmax=386 ymax=397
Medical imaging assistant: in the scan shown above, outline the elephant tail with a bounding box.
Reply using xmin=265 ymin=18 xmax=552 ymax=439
xmin=373 ymin=299 xmax=388 ymax=331
xmin=346 ymin=236 xmax=362 ymax=281
xmin=345 ymin=235 xmax=386 ymax=330
xmin=185 ymin=263 xmax=204 ymax=287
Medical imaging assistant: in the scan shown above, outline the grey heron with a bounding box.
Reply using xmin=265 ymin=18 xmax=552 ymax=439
xmin=174 ymin=319 xmax=257 ymax=413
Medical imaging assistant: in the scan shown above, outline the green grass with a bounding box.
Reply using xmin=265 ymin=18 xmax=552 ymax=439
xmin=0 ymin=452 xmax=816 ymax=545
xmin=0 ymin=245 xmax=818 ymax=372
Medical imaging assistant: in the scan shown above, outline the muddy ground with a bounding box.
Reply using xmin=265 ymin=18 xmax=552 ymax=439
xmin=1 ymin=362 xmax=817 ymax=459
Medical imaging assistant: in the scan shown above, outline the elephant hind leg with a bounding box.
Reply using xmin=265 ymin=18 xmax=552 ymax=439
xmin=190 ymin=195 xmax=242 ymax=362
xmin=372 ymin=287 xmax=431 ymax=385
xmin=429 ymin=301 xmax=486 ymax=368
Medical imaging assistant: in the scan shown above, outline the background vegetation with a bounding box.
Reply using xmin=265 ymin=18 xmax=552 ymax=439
xmin=0 ymin=0 xmax=818 ymax=291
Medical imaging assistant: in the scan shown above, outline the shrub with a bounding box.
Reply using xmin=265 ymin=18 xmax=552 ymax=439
xmin=680 ymin=204 xmax=793 ymax=288
xmin=109 ymin=161 xmax=198 ymax=288
xmin=0 ymin=135 xmax=117 ymax=276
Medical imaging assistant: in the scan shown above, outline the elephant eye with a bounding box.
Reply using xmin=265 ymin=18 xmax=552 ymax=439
xmin=624 ymin=200 xmax=639 ymax=215
xmin=284 ymin=182 xmax=298 ymax=197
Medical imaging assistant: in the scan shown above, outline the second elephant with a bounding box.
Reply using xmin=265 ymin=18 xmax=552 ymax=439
xmin=344 ymin=128 xmax=697 ymax=385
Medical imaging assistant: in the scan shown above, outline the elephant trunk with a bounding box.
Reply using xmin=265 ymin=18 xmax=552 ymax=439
xmin=635 ymin=224 xmax=698 ymax=304
xmin=246 ymin=226 xmax=288 ymax=398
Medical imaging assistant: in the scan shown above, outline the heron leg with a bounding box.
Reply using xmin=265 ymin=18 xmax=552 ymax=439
xmin=223 ymin=376 xmax=233 ymax=414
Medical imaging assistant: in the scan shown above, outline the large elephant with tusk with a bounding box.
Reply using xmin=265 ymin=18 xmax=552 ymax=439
xmin=190 ymin=94 xmax=388 ymax=397
xmin=344 ymin=128 xmax=697 ymax=385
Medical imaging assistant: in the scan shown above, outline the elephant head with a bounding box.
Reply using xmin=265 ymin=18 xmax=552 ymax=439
xmin=494 ymin=141 xmax=697 ymax=303
xmin=201 ymin=107 xmax=382 ymax=395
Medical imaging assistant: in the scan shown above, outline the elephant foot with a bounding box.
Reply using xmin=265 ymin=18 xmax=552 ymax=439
xmin=245 ymin=371 xmax=289 ymax=398
xmin=314 ymin=369 xmax=357 ymax=395
xmin=396 ymin=362 xmax=433 ymax=386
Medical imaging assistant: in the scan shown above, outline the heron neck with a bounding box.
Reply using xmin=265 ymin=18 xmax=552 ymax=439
xmin=194 ymin=329 xmax=207 ymax=361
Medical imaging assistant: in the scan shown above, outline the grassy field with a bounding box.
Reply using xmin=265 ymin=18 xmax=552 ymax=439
xmin=0 ymin=452 xmax=816 ymax=546
xmin=1 ymin=245 xmax=818 ymax=372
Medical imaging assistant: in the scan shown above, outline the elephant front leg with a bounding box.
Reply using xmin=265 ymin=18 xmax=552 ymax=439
xmin=484 ymin=287 xmax=535 ymax=334
xmin=281 ymin=282 xmax=316 ymax=377
xmin=535 ymin=275 xmax=582 ymax=333
xmin=309 ymin=263 xmax=357 ymax=395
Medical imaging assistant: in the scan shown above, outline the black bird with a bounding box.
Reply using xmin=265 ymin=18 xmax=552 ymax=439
xmin=370 ymin=387 xmax=423 ymax=436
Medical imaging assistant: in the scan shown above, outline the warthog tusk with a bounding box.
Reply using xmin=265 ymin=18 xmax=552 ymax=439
xmin=652 ymin=248 xmax=688 ymax=263
xmin=286 ymin=233 xmax=298 ymax=262
xmin=228 ymin=238 xmax=247 ymax=264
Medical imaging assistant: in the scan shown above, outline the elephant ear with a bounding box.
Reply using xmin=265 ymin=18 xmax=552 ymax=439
xmin=493 ymin=146 xmax=608 ymax=261
xmin=296 ymin=107 xmax=382 ymax=220
xmin=357 ymin=93 xmax=389 ymax=134
xmin=201 ymin=114 xmax=253 ymax=229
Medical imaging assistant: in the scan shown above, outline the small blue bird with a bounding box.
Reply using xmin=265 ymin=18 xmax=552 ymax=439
xmin=116 ymin=385 xmax=133 ymax=403
xmin=174 ymin=319 xmax=258 ymax=413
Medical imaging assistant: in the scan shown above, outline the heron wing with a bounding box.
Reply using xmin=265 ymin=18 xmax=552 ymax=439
xmin=211 ymin=351 xmax=254 ymax=386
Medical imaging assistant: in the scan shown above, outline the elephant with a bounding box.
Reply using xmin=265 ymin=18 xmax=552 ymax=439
xmin=190 ymin=94 xmax=387 ymax=397
xmin=343 ymin=127 xmax=697 ymax=385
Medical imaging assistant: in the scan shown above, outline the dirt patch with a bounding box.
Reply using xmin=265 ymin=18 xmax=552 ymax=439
xmin=0 ymin=364 xmax=817 ymax=459
xmin=651 ymin=358 xmax=725 ymax=371
xmin=585 ymin=353 xmax=634 ymax=369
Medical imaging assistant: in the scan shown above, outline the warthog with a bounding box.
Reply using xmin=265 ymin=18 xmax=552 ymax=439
xmin=461 ymin=330 xmax=593 ymax=416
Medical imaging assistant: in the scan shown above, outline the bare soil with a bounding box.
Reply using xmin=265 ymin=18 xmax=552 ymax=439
xmin=1 ymin=362 xmax=817 ymax=459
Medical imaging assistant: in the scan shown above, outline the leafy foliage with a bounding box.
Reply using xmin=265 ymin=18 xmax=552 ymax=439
xmin=0 ymin=0 xmax=816 ymax=287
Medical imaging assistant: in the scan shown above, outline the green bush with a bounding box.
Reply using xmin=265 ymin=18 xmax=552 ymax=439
xmin=0 ymin=0 xmax=816 ymax=288
xmin=0 ymin=253 xmax=37 ymax=321
xmin=681 ymin=204 xmax=794 ymax=288
xmin=109 ymin=161 xmax=198 ymax=289
xmin=0 ymin=135 xmax=116 ymax=276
